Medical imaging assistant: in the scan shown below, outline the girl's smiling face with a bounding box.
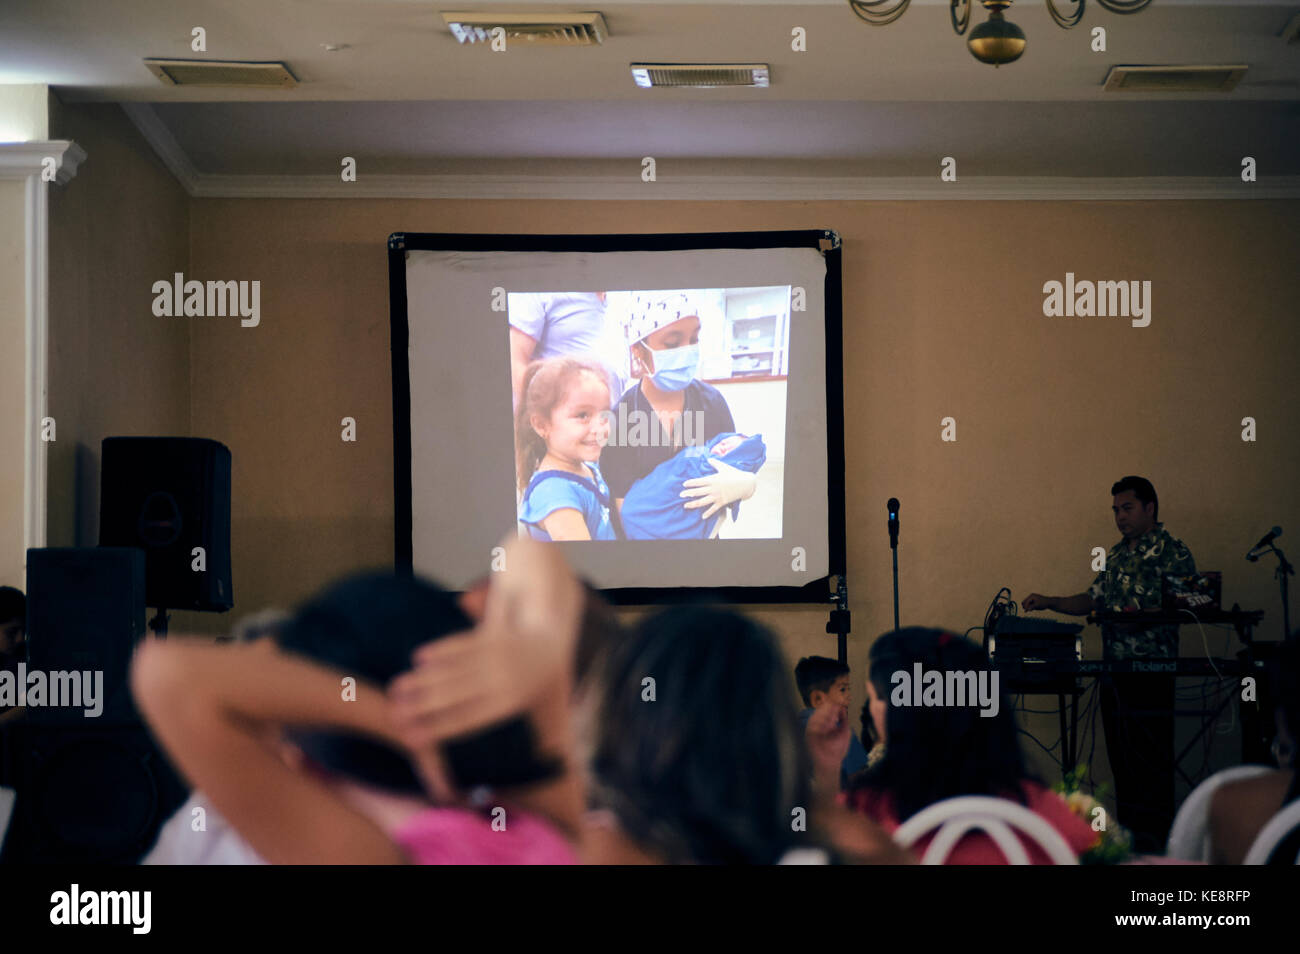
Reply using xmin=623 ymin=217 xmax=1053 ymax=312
xmin=533 ymin=371 xmax=611 ymax=465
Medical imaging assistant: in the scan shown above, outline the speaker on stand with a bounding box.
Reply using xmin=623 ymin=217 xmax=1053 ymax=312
xmin=1 ymin=436 xmax=235 ymax=863
xmin=99 ymin=436 xmax=233 ymax=634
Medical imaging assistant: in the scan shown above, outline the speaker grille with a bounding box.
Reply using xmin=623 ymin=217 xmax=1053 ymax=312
xmin=2 ymin=726 xmax=188 ymax=864
xmin=99 ymin=437 xmax=233 ymax=612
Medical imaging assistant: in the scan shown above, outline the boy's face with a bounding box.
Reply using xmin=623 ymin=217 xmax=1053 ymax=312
xmin=811 ymin=674 xmax=852 ymax=710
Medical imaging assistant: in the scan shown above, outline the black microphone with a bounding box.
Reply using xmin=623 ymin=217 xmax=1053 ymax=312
xmin=887 ymin=498 xmax=900 ymax=549
xmin=1247 ymin=526 xmax=1282 ymax=562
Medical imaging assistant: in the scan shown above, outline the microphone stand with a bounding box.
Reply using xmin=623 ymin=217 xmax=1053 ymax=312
xmin=1263 ymin=545 xmax=1294 ymax=640
xmin=888 ymin=503 xmax=900 ymax=633
xmin=891 ymin=545 xmax=899 ymax=633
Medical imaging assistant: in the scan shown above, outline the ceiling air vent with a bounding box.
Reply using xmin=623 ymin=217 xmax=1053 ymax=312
xmin=631 ymin=64 xmax=770 ymax=89
xmin=144 ymin=59 xmax=298 ymax=88
xmin=442 ymin=12 xmax=608 ymax=46
xmin=1103 ymin=65 xmax=1247 ymax=93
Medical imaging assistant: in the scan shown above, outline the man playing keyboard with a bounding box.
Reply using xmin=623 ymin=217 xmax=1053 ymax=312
xmin=1023 ymin=476 xmax=1196 ymax=853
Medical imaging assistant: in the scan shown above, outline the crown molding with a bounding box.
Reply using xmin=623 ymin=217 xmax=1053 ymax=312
xmin=121 ymin=103 xmax=1300 ymax=201
xmin=0 ymin=141 xmax=87 ymax=182
xmin=183 ymin=172 xmax=1300 ymax=201
xmin=121 ymin=102 xmax=200 ymax=193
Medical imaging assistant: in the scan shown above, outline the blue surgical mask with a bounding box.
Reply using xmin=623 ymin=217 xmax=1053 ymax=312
xmin=647 ymin=343 xmax=699 ymax=392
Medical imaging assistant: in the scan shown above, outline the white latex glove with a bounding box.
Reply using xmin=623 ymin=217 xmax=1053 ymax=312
xmin=680 ymin=458 xmax=758 ymax=521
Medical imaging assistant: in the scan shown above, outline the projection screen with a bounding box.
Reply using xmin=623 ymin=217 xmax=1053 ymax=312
xmin=389 ymin=230 xmax=845 ymax=602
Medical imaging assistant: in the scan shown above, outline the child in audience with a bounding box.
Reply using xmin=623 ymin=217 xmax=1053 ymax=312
xmin=620 ymin=432 xmax=767 ymax=539
xmin=794 ymin=655 xmax=870 ymax=789
xmin=1208 ymin=636 xmax=1299 ymax=864
xmin=832 ymin=628 xmax=1095 ymax=864
xmin=132 ymin=557 xmax=593 ymax=864
xmin=515 ymin=357 xmax=617 ymax=541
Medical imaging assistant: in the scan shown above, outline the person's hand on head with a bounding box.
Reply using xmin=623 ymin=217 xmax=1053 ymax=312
xmin=387 ymin=535 xmax=585 ymax=752
xmin=680 ymin=458 xmax=758 ymax=520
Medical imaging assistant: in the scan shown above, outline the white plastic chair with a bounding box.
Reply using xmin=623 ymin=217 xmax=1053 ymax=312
xmin=777 ymin=847 xmax=831 ymax=865
xmin=1166 ymin=764 xmax=1274 ymax=861
xmin=1242 ymin=799 xmax=1300 ymax=865
xmin=893 ymin=795 xmax=1079 ymax=865
xmin=0 ymin=785 xmax=15 ymax=855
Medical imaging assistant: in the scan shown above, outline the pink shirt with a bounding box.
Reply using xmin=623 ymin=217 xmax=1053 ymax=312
xmin=843 ymin=781 xmax=1098 ymax=864
xmin=392 ymin=806 xmax=577 ymax=865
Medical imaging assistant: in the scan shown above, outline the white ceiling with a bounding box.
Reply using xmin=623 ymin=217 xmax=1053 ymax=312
xmin=3 ymin=0 xmax=1298 ymax=186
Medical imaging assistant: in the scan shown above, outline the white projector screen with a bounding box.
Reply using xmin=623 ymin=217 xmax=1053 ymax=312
xmin=389 ymin=231 xmax=844 ymax=601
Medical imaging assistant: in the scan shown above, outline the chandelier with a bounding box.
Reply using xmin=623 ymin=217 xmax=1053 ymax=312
xmin=847 ymin=0 xmax=1155 ymax=66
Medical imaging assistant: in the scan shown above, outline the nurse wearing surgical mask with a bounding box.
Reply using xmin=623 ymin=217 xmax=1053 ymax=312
xmin=600 ymin=291 xmax=757 ymax=536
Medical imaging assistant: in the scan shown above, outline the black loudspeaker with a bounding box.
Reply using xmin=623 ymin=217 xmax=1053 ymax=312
xmin=0 ymin=723 xmax=188 ymax=864
xmin=99 ymin=436 xmax=233 ymax=611
xmin=25 ymin=547 xmax=146 ymax=724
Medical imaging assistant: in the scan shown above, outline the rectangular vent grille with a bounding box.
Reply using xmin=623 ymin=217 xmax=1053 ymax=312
xmin=631 ymin=64 xmax=770 ymax=89
xmin=1103 ymin=65 xmax=1247 ymax=93
xmin=442 ymin=12 xmax=608 ymax=46
xmin=144 ymin=59 xmax=298 ymax=88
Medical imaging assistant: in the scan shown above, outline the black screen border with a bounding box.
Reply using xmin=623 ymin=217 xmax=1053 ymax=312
xmin=388 ymin=230 xmax=846 ymax=606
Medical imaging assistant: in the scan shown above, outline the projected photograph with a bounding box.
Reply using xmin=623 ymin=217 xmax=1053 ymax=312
xmin=507 ymin=287 xmax=791 ymax=541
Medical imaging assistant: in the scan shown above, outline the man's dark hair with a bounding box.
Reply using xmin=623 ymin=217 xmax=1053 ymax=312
xmin=274 ymin=571 xmax=562 ymax=794
xmin=794 ymin=655 xmax=850 ymax=707
xmin=1111 ymin=475 xmax=1158 ymax=521
xmin=0 ymin=586 xmax=25 ymax=627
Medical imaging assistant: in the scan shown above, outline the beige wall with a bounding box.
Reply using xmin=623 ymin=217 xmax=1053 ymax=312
xmin=0 ymin=179 xmax=29 ymax=588
xmin=0 ymin=84 xmax=49 ymax=141
xmin=185 ymin=196 xmax=1300 ymax=803
xmin=38 ymin=102 xmax=1300 ymax=805
xmin=45 ymin=99 xmax=197 ymax=626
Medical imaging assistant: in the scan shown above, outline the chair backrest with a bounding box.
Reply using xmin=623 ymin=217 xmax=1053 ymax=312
xmin=0 ymin=785 xmax=15 ymax=855
xmin=1242 ymin=799 xmax=1300 ymax=865
xmin=893 ymin=795 xmax=1078 ymax=865
xmin=1166 ymin=764 xmax=1275 ymax=862
xmin=777 ymin=847 xmax=831 ymax=865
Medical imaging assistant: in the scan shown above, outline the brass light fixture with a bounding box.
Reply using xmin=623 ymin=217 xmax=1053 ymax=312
xmin=847 ymin=0 xmax=1154 ymax=67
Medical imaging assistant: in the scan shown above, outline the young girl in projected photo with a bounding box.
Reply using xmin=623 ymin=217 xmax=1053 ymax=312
xmin=515 ymin=357 xmax=617 ymax=541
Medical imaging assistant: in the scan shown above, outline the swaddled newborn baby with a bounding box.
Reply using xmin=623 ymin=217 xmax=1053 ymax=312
xmin=620 ymin=432 xmax=766 ymax=540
